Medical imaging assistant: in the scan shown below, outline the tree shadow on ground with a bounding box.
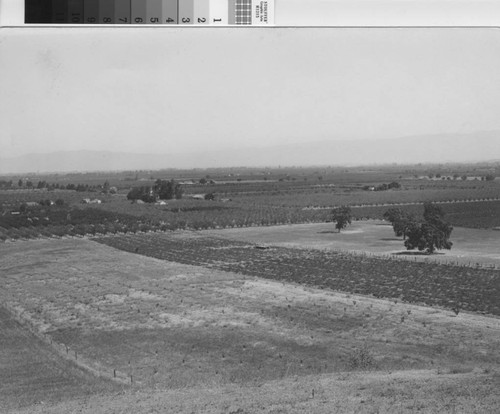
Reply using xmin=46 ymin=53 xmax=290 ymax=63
xmin=380 ymin=238 xmax=402 ymax=242
xmin=393 ymin=251 xmax=446 ymax=256
xmin=317 ymin=231 xmax=339 ymax=234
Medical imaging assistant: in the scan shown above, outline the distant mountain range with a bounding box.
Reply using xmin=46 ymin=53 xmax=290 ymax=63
xmin=1 ymin=132 xmax=499 ymax=174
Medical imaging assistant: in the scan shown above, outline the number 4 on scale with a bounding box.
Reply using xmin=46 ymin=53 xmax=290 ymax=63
xmin=162 ymin=0 xmax=178 ymax=24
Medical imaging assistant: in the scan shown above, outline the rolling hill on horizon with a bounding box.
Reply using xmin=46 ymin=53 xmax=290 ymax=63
xmin=1 ymin=132 xmax=499 ymax=174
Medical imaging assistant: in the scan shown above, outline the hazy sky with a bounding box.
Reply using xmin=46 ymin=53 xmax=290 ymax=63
xmin=1 ymin=27 xmax=500 ymax=157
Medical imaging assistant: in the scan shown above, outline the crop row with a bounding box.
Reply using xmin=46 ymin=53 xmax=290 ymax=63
xmin=95 ymin=233 xmax=500 ymax=316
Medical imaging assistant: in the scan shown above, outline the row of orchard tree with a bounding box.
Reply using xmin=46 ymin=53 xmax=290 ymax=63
xmin=1 ymin=179 xmax=117 ymax=193
xmin=331 ymin=202 xmax=453 ymax=254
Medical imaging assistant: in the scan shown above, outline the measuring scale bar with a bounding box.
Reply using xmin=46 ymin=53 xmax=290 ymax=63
xmin=1 ymin=0 xmax=500 ymax=27
xmin=21 ymin=0 xmax=273 ymax=25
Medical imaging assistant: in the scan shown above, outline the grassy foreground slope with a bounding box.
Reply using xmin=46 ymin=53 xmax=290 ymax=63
xmin=0 ymin=306 xmax=117 ymax=411
xmin=13 ymin=369 xmax=500 ymax=414
xmin=1 ymin=238 xmax=499 ymax=413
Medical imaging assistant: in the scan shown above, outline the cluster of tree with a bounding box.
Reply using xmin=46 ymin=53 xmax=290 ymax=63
xmin=331 ymin=206 xmax=352 ymax=232
xmin=13 ymin=179 xmax=117 ymax=193
xmin=2 ymin=204 xmax=140 ymax=231
xmin=278 ymin=176 xmax=299 ymax=182
xmin=18 ymin=199 xmax=64 ymax=212
xmin=0 ymin=180 xmax=13 ymax=189
xmin=199 ymin=178 xmax=215 ymax=185
xmin=127 ymin=179 xmax=183 ymax=203
xmin=384 ymin=203 xmax=453 ymax=254
xmin=17 ymin=179 xmax=56 ymax=190
xmin=154 ymin=179 xmax=183 ymax=200
xmin=35 ymin=180 xmax=51 ymax=189
xmin=73 ymin=184 xmax=94 ymax=192
xmin=126 ymin=186 xmax=155 ymax=202
xmin=428 ymin=173 xmax=495 ymax=181
xmin=38 ymin=199 xmax=54 ymax=207
xmin=448 ymin=174 xmax=468 ymax=180
xmin=428 ymin=173 xmax=454 ymax=180
xmin=362 ymin=181 xmax=401 ymax=191
xmin=383 ymin=208 xmax=415 ymax=240
xmin=18 ymin=179 xmax=33 ymax=188
xmin=378 ymin=181 xmax=401 ymax=191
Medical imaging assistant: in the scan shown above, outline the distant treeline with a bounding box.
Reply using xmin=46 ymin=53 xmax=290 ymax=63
xmin=0 ymin=180 xmax=116 ymax=193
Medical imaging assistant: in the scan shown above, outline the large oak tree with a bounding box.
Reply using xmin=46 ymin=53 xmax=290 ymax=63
xmin=404 ymin=202 xmax=453 ymax=254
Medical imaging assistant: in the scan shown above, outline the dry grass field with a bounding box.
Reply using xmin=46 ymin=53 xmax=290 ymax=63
xmin=1 ymin=238 xmax=499 ymax=413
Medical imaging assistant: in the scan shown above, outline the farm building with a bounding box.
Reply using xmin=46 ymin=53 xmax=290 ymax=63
xmin=81 ymin=198 xmax=102 ymax=204
xmin=189 ymin=194 xmax=205 ymax=200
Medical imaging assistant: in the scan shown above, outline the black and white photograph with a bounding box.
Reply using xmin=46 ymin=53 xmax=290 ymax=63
xmin=1 ymin=1 xmax=499 ymax=412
